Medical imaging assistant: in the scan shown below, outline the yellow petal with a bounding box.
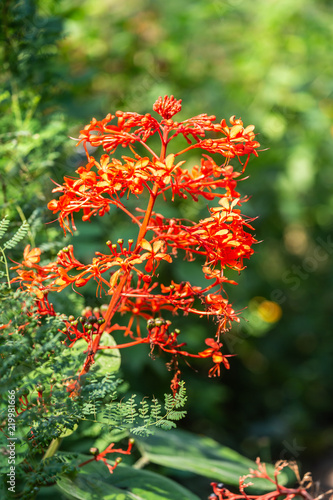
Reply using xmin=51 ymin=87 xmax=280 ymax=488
xmin=229 ymin=125 xmax=243 ymax=138
xmin=140 ymin=239 xmax=152 ymax=252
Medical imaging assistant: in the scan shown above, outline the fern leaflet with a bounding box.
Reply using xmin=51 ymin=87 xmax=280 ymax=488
xmin=0 ymin=217 xmax=10 ymax=240
xmin=3 ymin=220 xmax=29 ymax=250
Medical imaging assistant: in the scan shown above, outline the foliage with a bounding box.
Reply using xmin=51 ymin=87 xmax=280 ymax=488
xmin=1 ymin=0 xmax=66 ymax=205
xmin=56 ymin=457 xmax=201 ymax=500
xmin=134 ymin=428 xmax=294 ymax=491
xmin=0 ymin=217 xmax=30 ymax=286
xmin=0 ymin=284 xmax=187 ymax=498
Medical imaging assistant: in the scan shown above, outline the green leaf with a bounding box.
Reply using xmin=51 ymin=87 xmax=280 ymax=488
xmin=94 ymin=333 xmax=121 ymax=375
xmin=135 ymin=429 xmax=295 ymax=492
xmin=56 ymin=458 xmax=200 ymax=500
xmin=59 ymin=423 xmax=79 ymax=438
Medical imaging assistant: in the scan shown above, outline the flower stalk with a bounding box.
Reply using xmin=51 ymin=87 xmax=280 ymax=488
xmin=11 ymin=95 xmax=260 ymax=392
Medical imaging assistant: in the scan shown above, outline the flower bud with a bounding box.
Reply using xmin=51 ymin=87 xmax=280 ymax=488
xmin=147 ymin=319 xmax=155 ymax=330
xmin=154 ymin=318 xmax=165 ymax=327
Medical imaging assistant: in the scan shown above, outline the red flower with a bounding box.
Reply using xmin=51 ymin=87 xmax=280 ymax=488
xmin=140 ymin=239 xmax=172 ymax=273
xmin=153 ymin=95 xmax=182 ymax=119
xmin=12 ymin=96 xmax=260 ymax=385
xmin=199 ymin=338 xmax=235 ymax=377
xmin=22 ymin=245 xmax=41 ymax=267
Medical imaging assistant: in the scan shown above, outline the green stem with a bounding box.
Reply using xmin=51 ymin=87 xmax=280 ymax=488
xmin=133 ymin=455 xmax=150 ymax=469
xmin=43 ymin=437 xmax=63 ymax=460
xmin=0 ymin=246 xmax=11 ymax=289
xmin=11 ymin=82 xmax=23 ymax=128
xmin=15 ymin=205 xmax=35 ymax=247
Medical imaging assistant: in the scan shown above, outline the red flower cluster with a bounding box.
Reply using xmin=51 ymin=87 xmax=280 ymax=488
xmin=209 ymin=458 xmax=326 ymax=500
xmin=78 ymin=439 xmax=134 ymax=474
xmin=12 ymin=96 xmax=260 ymax=389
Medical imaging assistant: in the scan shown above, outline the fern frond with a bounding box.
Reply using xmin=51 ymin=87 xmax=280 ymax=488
xmin=131 ymin=426 xmax=154 ymax=436
xmin=164 ymin=393 xmax=175 ymax=412
xmin=156 ymin=420 xmax=176 ymax=430
xmin=151 ymin=397 xmax=162 ymax=422
xmin=138 ymin=399 xmax=150 ymax=420
xmin=0 ymin=217 xmax=10 ymax=240
xmin=103 ymin=402 xmax=122 ymax=428
xmin=81 ymin=403 xmax=97 ymax=416
xmin=121 ymin=396 xmax=138 ymax=424
xmin=173 ymin=381 xmax=187 ymax=408
xmin=27 ymin=208 xmax=40 ymax=228
xmin=164 ymin=411 xmax=186 ymax=420
xmin=3 ymin=220 xmax=29 ymax=250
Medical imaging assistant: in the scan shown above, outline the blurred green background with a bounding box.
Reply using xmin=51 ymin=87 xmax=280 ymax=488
xmin=1 ymin=0 xmax=333 ymax=485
